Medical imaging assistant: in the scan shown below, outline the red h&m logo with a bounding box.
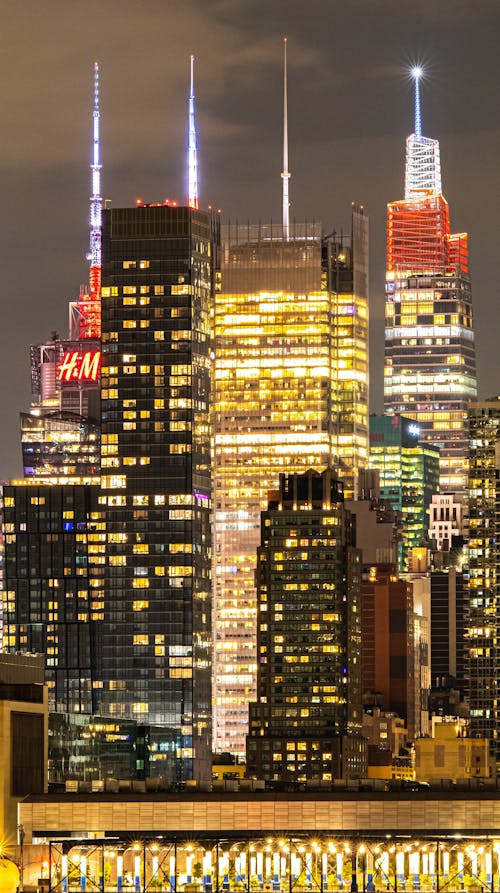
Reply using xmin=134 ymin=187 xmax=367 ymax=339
xmin=57 ymin=350 xmax=101 ymax=383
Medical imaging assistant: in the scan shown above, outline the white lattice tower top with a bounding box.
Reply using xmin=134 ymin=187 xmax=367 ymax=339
xmin=405 ymin=68 xmax=442 ymax=198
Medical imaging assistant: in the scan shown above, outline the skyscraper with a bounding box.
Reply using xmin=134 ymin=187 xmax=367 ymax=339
xmin=97 ymin=201 xmax=219 ymax=781
xmin=213 ymin=209 xmax=369 ymax=756
xmin=467 ymin=397 xmax=500 ymax=751
xmin=369 ymin=414 xmax=440 ymax=571
xmin=384 ymin=71 xmax=477 ymax=493
xmin=213 ymin=45 xmax=369 ymax=756
xmin=246 ymin=468 xmax=365 ymax=782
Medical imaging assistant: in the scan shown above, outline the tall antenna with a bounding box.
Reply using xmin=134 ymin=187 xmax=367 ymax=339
xmin=88 ymin=61 xmax=102 ymax=300
xmin=281 ymin=38 xmax=290 ymax=240
xmin=412 ymin=66 xmax=423 ymax=138
xmin=188 ymin=54 xmax=199 ymax=209
xmin=76 ymin=61 xmax=102 ymax=339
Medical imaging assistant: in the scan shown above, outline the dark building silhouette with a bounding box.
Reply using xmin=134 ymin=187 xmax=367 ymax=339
xmin=430 ymin=568 xmax=466 ymax=695
xmin=2 ymin=483 xmax=100 ymax=714
xmin=247 ymin=468 xmax=365 ymax=782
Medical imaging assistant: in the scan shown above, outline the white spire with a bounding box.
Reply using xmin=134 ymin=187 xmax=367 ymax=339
xmin=88 ymin=61 xmax=102 ymax=297
xmin=412 ymin=66 xmax=423 ymax=138
xmin=405 ymin=67 xmax=442 ymax=198
xmin=188 ymin=54 xmax=199 ymax=209
xmin=281 ymin=38 xmax=290 ymax=240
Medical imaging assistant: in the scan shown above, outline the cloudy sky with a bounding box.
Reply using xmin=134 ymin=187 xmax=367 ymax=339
xmin=0 ymin=0 xmax=498 ymax=479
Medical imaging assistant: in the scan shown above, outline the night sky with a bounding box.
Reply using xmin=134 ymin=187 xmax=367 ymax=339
xmin=0 ymin=0 xmax=498 ymax=480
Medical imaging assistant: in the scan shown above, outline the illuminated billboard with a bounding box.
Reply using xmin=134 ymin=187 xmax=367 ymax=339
xmin=57 ymin=349 xmax=101 ymax=385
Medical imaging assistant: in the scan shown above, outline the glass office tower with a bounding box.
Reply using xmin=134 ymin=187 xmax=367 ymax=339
xmin=369 ymin=414 xmax=439 ymax=571
xmin=98 ymin=204 xmax=219 ymax=781
xmin=214 ymin=208 xmax=368 ymax=755
xmin=384 ymin=81 xmax=476 ymax=493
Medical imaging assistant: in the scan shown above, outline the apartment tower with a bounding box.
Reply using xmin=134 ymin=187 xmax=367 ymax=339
xmin=467 ymin=397 xmax=500 ymax=752
xmin=246 ymin=468 xmax=365 ymax=781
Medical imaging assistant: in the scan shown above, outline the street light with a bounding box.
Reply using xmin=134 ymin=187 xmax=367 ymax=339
xmin=17 ymin=826 xmax=24 ymax=893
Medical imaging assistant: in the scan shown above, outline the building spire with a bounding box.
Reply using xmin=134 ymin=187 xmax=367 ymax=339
xmin=412 ymin=66 xmax=423 ymax=138
xmin=404 ymin=66 xmax=442 ymax=199
xmin=188 ymin=54 xmax=199 ymax=210
xmin=88 ymin=60 xmax=102 ymax=300
xmin=281 ymin=38 xmax=290 ymax=240
xmin=74 ymin=61 xmax=102 ymax=339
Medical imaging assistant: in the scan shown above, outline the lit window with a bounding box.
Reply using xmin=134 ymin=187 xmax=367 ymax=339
xmin=132 ymin=703 xmax=149 ymax=714
xmin=169 ymin=495 xmax=192 ymax=506
xmin=102 ymin=475 xmax=126 ymax=489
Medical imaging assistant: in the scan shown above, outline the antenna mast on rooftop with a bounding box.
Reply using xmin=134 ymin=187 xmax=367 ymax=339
xmin=188 ymin=54 xmax=199 ymax=209
xmin=281 ymin=38 xmax=290 ymax=240
xmin=88 ymin=61 xmax=102 ymax=301
xmin=75 ymin=61 xmax=102 ymax=339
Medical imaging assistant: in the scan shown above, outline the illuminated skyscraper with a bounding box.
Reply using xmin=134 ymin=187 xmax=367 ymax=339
xmin=214 ymin=207 xmax=369 ymax=755
xmin=369 ymin=414 xmax=440 ymax=571
xmin=246 ymin=468 xmax=365 ymax=782
xmin=466 ymin=397 xmax=500 ymax=751
xmin=384 ymin=71 xmax=477 ymax=493
xmin=97 ymin=202 xmax=218 ymax=781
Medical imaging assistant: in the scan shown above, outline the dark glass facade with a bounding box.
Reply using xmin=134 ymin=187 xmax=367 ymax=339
xmin=97 ymin=204 xmax=219 ymax=782
xmin=369 ymin=414 xmax=440 ymax=571
xmin=48 ymin=712 xmax=178 ymax=785
xmin=467 ymin=398 xmax=500 ymax=752
xmin=247 ymin=468 xmax=365 ymax=782
xmin=430 ymin=568 xmax=465 ymax=693
xmin=2 ymin=483 xmax=101 ymax=713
